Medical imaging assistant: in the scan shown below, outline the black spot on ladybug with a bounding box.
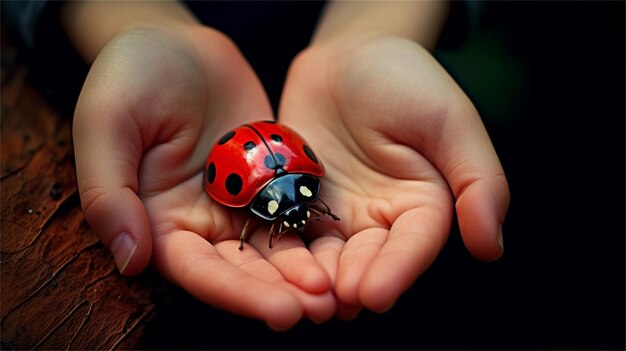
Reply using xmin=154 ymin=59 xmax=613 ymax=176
xmin=244 ymin=141 xmax=256 ymax=151
xmin=303 ymin=145 xmax=318 ymax=164
xmin=218 ymin=131 xmax=236 ymax=145
xmin=276 ymin=153 xmax=286 ymax=165
xmin=225 ymin=173 xmax=243 ymax=195
xmin=207 ymin=162 xmax=216 ymax=184
xmin=264 ymin=153 xmax=286 ymax=170
xmin=264 ymin=155 xmax=276 ymax=169
xmin=270 ymin=134 xmax=283 ymax=143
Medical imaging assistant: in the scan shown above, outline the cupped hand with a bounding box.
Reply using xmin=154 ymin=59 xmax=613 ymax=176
xmin=279 ymin=34 xmax=510 ymax=316
xmin=72 ymin=25 xmax=334 ymax=329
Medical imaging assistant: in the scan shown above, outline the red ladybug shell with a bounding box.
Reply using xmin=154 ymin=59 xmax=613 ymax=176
xmin=204 ymin=120 xmax=324 ymax=207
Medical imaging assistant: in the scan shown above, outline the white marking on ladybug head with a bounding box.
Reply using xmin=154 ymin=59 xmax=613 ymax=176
xmin=267 ymin=200 xmax=279 ymax=215
xmin=307 ymin=210 xmax=311 ymax=218
xmin=301 ymin=220 xmax=306 ymax=225
xmin=299 ymin=185 xmax=313 ymax=197
xmin=283 ymin=221 xmax=290 ymax=228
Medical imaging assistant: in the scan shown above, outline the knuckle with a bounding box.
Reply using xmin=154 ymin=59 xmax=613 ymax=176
xmin=78 ymin=185 xmax=111 ymax=224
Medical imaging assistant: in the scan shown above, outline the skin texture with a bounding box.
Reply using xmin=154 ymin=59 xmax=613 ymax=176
xmin=280 ymin=32 xmax=509 ymax=315
xmin=65 ymin=1 xmax=510 ymax=328
xmin=72 ymin=25 xmax=338 ymax=329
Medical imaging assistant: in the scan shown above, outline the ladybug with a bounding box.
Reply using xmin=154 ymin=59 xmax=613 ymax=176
xmin=204 ymin=120 xmax=339 ymax=250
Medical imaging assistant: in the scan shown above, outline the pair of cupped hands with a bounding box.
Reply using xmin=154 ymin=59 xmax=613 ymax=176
xmin=73 ymin=24 xmax=509 ymax=330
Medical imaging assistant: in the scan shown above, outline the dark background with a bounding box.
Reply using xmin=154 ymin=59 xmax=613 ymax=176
xmin=11 ymin=1 xmax=625 ymax=349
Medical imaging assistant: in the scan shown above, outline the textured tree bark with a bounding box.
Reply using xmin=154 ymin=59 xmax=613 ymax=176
xmin=1 ymin=42 xmax=163 ymax=350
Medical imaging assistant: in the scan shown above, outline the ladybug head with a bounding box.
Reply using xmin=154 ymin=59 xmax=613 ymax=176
xmin=250 ymin=173 xmax=320 ymax=222
xmin=279 ymin=204 xmax=311 ymax=234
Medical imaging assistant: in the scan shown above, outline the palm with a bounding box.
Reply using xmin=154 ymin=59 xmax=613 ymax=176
xmin=76 ymin=27 xmax=334 ymax=328
xmin=280 ymin=36 xmax=462 ymax=312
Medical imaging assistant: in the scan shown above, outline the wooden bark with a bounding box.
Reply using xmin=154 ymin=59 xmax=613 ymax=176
xmin=1 ymin=42 xmax=162 ymax=350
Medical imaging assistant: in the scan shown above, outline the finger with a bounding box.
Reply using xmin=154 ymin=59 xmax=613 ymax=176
xmin=73 ymin=95 xmax=151 ymax=276
xmin=456 ymin=173 xmax=509 ymax=260
xmin=358 ymin=206 xmax=450 ymax=312
xmin=248 ymin=227 xmax=331 ymax=295
xmin=217 ymin=240 xmax=336 ymax=323
xmin=334 ymin=227 xmax=388 ymax=307
xmin=309 ymin=236 xmax=363 ymax=320
xmin=308 ymin=235 xmax=343 ymax=287
xmin=153 ymin=231 xmax=304 ymax=330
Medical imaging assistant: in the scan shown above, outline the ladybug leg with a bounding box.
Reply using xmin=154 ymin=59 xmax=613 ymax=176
xmin=274 ymin=221 xmax=292 ymax=244
xmin=267 ymin=221 xmax=289 ymax=249
xmin=310 ymin=198 xmax=340 ymax=221
xmin=239 ymin=217 xmax=251 ymax=250
xmin=268 ymin=222 xmax=276 ymax=248
xmin=308 ymin=206 xmax=322 ymax=216
xmin=277 ymin=220 xmax=287 ymax=237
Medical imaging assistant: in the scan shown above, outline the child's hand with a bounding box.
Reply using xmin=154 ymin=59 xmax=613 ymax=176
xmin=73 ymin=25 xmax=334 ymax=329
xmin=279 ymin=33 xmax=510 ymax=316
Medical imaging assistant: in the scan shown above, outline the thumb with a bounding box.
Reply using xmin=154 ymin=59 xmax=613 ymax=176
xmin=73 ymin=93 xmax=152 ymax=276
xmin=79 ymin=187 xmax=152 ymax=276
xmin=436 ymin=99 xmax=510 ymax=261
xmin=455 ymin=170 xmax=509 ymax=261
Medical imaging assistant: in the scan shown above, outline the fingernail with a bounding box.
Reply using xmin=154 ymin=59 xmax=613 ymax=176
xmin=497 ymin=225 xmax=504 ymax=253
xmin=111 ymin=232 xmax=137 ymax=275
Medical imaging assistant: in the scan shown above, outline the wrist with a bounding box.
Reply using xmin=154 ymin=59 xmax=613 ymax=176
xmin=60 ymin=1 xmax=199 ymax=63
xmin=311 ymin=1 xmax=449 ymax=50
xmin=297 ymin=30 xmax=408 ymax=70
